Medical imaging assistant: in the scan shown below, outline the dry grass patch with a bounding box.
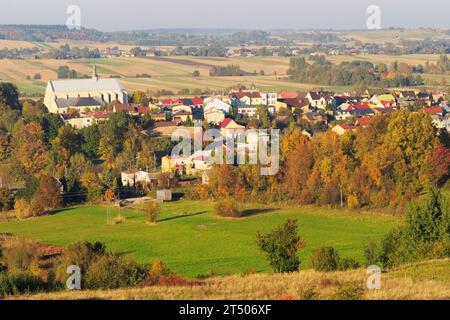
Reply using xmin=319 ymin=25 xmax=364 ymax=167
xmin=13 ymin=259 xmax=450 ymax=300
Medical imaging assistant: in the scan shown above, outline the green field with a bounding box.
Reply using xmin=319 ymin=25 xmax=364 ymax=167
xmin=0 ymin=201 xmax=400 ymax=278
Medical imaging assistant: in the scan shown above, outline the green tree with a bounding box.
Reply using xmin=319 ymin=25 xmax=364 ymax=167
xmin=256 ymin=219 xmax=303 ymax=273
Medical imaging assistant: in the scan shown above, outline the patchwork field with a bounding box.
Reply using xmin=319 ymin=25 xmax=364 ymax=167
xmin=0 ymin=41 xmax=448 ymax=96
xmin=0 ymin=200 xmax=400 ymax=278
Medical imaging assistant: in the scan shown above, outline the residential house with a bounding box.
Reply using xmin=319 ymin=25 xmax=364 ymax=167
xmin=220 ymin=118 xmax=245 ymax=138
xmin=173 ymin=110 xmax=192 ymax=123
xmin=161 ymin=156 xmax=193 ymax=175
xmin=113 ymin=103 xmax=141 ymax=115
xmin=150 ymin=112 xmax=167 ymax=122
xmin=121 ymin=170 xmax=158 ymax=187
xmin=261 ymin=92 xmax=278 ymax=106
xmin=332 ymin=124 xmax=356 ymax=136
xmin=370 ymin=94 xmax=397 ymax=108
xmin=204 ymin=108 xmax=225 ymax=124
xmin=237 ymin=105 xmax=257 ymax=117
xmin=281 ymin=98 xmax=310 ymax=113
xmin=204 ymin=97 xmax=232 ymax=114
xmin=301 ymin=112 xmax=328 ymax=126
xmin=171 ymin=104 xmax=192 ymax=114
xmin=306 ymin=91 xmax=335 ymax=110
xmin=230 ymin=91 xmax=263 ymax=107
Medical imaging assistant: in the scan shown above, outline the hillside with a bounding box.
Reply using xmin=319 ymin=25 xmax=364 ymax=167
xmin=14 ymin=259 xmax=450 ymax=300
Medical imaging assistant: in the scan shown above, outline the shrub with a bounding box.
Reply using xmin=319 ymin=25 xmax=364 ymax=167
xmin=376 ymin=188 xmax=450 ymax=268
xmin=0 ymin=272 xmax=48 ymax=298
xmin=84 ymin=255 xmax=147 ymax=290
xmin=301 ymin=287 xmax=318 ymax=300
xmin=311 ymin=247 xmax=340 ymax=272
xmin=215 ymin=197 xmax=241 ymax=217
xmin=339 ymin=257 xmax=360 ymax=271
xmin=147 ymin=201 xmax=160 ymax=223
xmin=347 ymin=194 xmax=360 ymax=209
xmin=0 ymin=187 xmax=11 ymax=211
xmin=145 ymin=258 xmax=171 ymax=285
xmin=333 ymin=283 xmax=364 ymax=300
xmin=54 ymin=241 xmax=106 ymax=285
xmin=1 ymin=238 xmax=39 ymax=274
xmin=363 ymin=240 xmax=379 ymax=266
xmin=14 ymin=198 xmax=32 ymax=220
xmin=256 ymin=219 xmax=303 ymax=273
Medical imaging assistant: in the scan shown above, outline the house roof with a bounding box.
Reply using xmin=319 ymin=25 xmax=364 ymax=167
xmin=220 ymin=118 xmax=234 ymax=128
xmin=88 ymin=110 xmax=113 ymax=119
xmin=348 ymin=103 xmax=369 ymax=110
xmin=355 ymin=117 xmax=371 ymax=126
xmin=160 ymin=98 xmax=183 ymax=105
xmin=114 ymin=103 xmax=140 ymax=112
xmin=50 ymin=78 xmax=124 ymax=93
xmin=182 ymin=97 xmax=203 ymax=106
xmin=424 ymin=107 xmax=444 ymax=114
xmin=279 ymin=91 xmax=301 ymax=99
xmin=282 ymin=98 xmax=310 ymax=108
xmin=232 ymin=91 xmax=262 ymax=99
xmin=308 ymin=91 xmax=334 ymax=100
xmin=336 ymin=124 xmax=356 ymax=130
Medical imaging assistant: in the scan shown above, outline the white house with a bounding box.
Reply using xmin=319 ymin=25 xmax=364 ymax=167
xmin=204 ymin=97 xmax=232 ymax=114
xmin=237 ymin=105 xmax=257 ymax=117
xmin=121 ymin=170 xmax=157 ymax=187
xmin=261 ymin=92 xmax=278 ymax=106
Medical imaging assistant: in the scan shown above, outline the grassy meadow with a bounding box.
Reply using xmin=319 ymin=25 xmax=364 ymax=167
xmin=0 ymin=200 xmax=400 ymax=278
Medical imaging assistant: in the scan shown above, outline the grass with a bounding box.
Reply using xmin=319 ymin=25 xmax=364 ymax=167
xmin=14 ymin=259 xmax=450 ymax=300
xmin=0 ymin=200 xmax=400 ymax=278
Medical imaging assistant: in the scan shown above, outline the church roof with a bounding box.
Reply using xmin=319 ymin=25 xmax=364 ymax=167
xmin=50 ymin=78 xmax=124 ymax=93
xmin=55 ymin=97 xmax=105 ymax=108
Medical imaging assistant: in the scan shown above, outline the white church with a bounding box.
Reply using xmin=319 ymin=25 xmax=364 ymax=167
xmin=44 ymin=66 xmax=128 ymax=114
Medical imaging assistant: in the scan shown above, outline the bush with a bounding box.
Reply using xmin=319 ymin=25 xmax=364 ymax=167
xmin=54 ymin=241 xmax=106 ymax=285
xmin=1 ymin=238 xmax=39 ymax=274
xmin=363 ymin=240 xmax=379 ymax=266
xmin=333 ymin=283 xmax=364 ymax=300
xmin=84 ymin=255 xmax=147 ymax=290
xmin=145 ymin=258 xmax=172 ymax=285
xmin=256 ymin=219 xmax=303 ymax=273
xmin=147 ymin=201 xmax=160 ymax=223
xmin=0 ymin=272 xmax=48 ymax=297
xmin=215 ymin=197 xmax=241 ymax=217
xmin=311 ymin=247 xmax=340 ymax=272
xmin=14 ymin=198 xmax=33 ymax=220
xmin=339 ymin=257 xmax=360 ymax=271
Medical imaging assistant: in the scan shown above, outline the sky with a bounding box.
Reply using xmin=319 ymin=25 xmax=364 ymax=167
xmin=0 ymin=0 xmax=448 ymax=31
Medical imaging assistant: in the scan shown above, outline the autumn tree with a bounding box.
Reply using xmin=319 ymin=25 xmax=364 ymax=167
xmin=14 ymin=122 xmax=48 ymax=176
xmin=31 ymin=174 xmax=63 ymax=215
